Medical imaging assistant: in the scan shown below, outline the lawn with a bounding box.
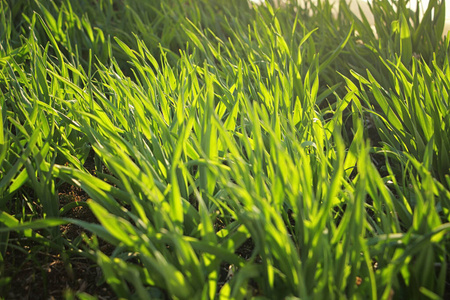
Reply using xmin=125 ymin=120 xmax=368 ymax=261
xmin=1 ymin=0 xmax=449 ymax=299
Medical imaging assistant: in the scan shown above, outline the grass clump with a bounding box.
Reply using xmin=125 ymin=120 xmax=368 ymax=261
xmin=1 ymin=0 xmax=449 ymax=299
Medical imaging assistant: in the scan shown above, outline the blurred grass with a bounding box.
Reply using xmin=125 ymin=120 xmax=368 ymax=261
xmin=1 ymin=0 xmax=449 ymax=299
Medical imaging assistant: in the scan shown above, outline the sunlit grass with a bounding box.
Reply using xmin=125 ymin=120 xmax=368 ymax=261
xmin=1 ymin=0 xmax=449 ymax=299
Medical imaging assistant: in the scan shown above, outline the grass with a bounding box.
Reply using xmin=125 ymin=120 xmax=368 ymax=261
xmin=1 ymin=0 xmax=449 ymax=299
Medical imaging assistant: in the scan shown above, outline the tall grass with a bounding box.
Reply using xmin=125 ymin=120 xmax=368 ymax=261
xmin=1 ymin=0 xmax=449 ymax=299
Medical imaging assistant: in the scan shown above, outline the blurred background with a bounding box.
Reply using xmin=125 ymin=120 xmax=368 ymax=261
xmin=252 ymin=0 xmax=450 ymax=36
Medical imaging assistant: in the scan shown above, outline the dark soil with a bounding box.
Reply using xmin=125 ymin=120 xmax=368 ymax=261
xmin=1 ymin=182 xmax=116 ymax=299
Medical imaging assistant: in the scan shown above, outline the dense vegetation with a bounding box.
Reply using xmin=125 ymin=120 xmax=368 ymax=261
xmin=1 ymin=0 xmax=449 ymax=298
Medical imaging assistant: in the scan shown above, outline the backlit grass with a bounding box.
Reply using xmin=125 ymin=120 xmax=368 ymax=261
xmin=1 ymin=0 xmax=449 ymax=299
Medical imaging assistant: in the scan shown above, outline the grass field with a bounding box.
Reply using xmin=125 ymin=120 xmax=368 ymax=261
xmin=1 ymin=0 xmax=449 ymax=299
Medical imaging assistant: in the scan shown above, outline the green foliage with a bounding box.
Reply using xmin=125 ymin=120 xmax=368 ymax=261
xmin=349 ymin=53 xmax=450 ymax=188
xmin=342 ymin=0 xmax=447 ymax=88
xmin=1 ymin=0 xmax=449 ymax=299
